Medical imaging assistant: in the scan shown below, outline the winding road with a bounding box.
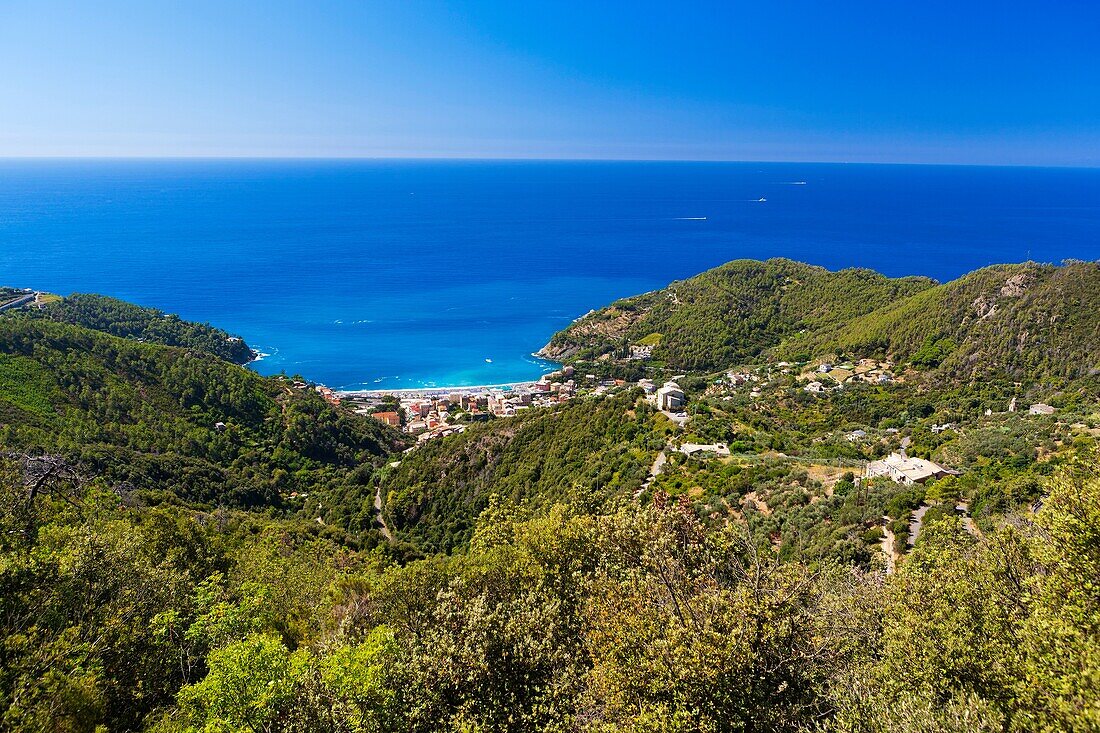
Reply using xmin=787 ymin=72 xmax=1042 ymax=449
xmin=636 ymin=447 xmax=669 ymax=498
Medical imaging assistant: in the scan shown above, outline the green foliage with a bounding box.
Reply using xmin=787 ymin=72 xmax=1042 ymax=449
xmin=0 ymin=316 xmax=402 ymax=510
xmin=1 ymin=277 xmax=1097 ymax=732
xmin=383 ymin=390 xmax=665 ymax=552
xmin=546 ymin=258 xmax=934 ymax=371
xmin=175 ymin=633 xmax=309 ymax=731
xmin=38 ymin=293 xmax=257 ymax=364
xmin=910 ymin=334 xmax=957 ymax=367
xmin=804 ymin=261 xmax=1100 ymax=381
xmin=825 ymin=451 xmax=1100 ymax=733
xmin=4 ymin=448 xmax=1100 ymax=731
xmin=0 ymin=353 xmax=59 ymax=417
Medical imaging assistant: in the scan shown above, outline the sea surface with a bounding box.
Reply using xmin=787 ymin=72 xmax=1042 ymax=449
xmin=3 ymin=159 xmax=1099 ymax=390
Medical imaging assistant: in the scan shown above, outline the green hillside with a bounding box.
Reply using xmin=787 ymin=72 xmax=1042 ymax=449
xmin=0 ymin=314 xmax=403 ymax=511
xmin=383 ymin=390 xmax=668 ymax=552
xmin=539 ymin=258 xmax=936 ymax=371
xmin=37 ymin=293 xmax=258 ymax=364
xmin=0 ymin=279 xmax=1097 ymax=731
xmin=788 ymin=260 xmax=1100 ymax=381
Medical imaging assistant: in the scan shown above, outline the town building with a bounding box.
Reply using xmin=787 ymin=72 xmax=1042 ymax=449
xmin=371 ymin=411 xmax=401 ymax=428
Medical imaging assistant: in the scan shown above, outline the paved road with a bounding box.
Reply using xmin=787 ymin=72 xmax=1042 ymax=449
xmin=908 ymin=505 xmax=930 ymax=547
xmin=0 ymin=293 xmax=34 ymax=312
xmin=636 ymin=447 xmax=669 ymax=498
xmin=909 ymin=502 xmax=980 ymax=548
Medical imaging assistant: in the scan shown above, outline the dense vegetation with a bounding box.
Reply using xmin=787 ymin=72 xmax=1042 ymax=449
xmin=792 ymin=260 xmax=1100 ymax=381
xmin=2 ymin=450 xmax=1097 ymax=731
xmin=383 ymin=390 xmax=669 ymax=552
xmin=544 ymin=259 xmax=1100 ymax=387
xmin=0 ymin=313 xmax=402 ymax=515
xmin=39 ymin=293 xmax=258 ymax=364
xmin=541 ymin=258 xmax=935 ymax=371
xmin=1 ymin=260 xmax=1098 ymax=732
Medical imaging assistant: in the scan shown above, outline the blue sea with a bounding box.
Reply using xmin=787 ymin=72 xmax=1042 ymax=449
xmin=3 ymin=160 xmax=1099 ymax=390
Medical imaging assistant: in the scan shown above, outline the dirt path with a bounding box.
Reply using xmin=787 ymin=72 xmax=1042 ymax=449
xmin=880 ymin=516 xmax=897 ymax=574
xmin=374 ymin=485 xmax=394 ymax=542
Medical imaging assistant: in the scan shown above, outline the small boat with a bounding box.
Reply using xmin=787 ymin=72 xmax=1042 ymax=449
xmin=758 ymin=197 xmax=767 ymax=203
xmin=485 ymin=358 xmax=493 ymax=363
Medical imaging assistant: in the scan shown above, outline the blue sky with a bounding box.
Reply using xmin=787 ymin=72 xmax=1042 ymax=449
xmin=1 ymin=1 xmax=1098 ymax=164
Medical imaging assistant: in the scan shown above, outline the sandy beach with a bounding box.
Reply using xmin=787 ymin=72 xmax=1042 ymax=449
xmin=336 ymin=380 xmax=543 ymax=399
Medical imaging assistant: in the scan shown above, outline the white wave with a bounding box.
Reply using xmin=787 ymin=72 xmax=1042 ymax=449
xmin=249 ymin=346 xmax=278 ymax=363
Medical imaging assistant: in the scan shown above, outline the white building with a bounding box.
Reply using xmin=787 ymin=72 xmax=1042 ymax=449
xmin=678 ymin=442 xmax=731 ymax=457
xmin=656 ymin=381 xmax=686 ymax=411
xmin=865 ymin=452 xmax=953 ymax=486
xmin=1029 ymin=403 xmax=1055 ymax=415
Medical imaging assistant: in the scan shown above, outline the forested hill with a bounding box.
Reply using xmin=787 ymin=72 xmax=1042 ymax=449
xmin=37 ymin=293 xmax=258 ymax=364
xmin=1 ymin=286 xmax=1098 ymax=730
xmin=538 ymin=258 xmax=936 ymax=371
xmin=382 ymin=390 xmax=668 ymax=552
xmin=787 ymin=260 xmax=1100 ymax=381
xmin=0 ymin=313 xmax=404 ymax=510
xmin=541 ymin=258 xmax=1100 ymax=385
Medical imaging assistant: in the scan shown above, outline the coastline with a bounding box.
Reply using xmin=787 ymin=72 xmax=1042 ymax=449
xmin=336 ymin=379 xmax=544 ymax=398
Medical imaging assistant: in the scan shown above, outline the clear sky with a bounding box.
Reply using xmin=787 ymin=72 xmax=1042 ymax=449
xmin=2 ymin=1 xmax=1098 ymax=164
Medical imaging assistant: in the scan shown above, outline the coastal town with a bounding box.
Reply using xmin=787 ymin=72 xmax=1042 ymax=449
xmin=315 ymin=343 xmax=1062 ymax=476
xmin=338 ymin=366 xmax=584 ymax=443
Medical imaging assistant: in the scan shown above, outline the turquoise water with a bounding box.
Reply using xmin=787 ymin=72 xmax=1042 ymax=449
xmin=2 ymin=160 xmax=1099 ymax=389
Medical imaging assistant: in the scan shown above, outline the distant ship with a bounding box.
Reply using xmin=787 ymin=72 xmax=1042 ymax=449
xmin=485 ymin=358 xmax=493 ymax=363
xmin=758 ymin=197 xmax=767 ymax=202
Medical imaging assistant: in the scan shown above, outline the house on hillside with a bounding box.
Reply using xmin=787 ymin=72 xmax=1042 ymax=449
xmin=678 ymin=443 xmax=731 ymax=457
xmin=865 ymin=452 xmax=954 ymax=486
xmin=1029 ymin=403 xmax=1055 ymax=415
xmin=656 ymin=382 xmax=686 ymax=411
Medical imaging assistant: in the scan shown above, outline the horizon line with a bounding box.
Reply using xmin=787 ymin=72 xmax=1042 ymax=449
xmin=0 ymin=154 xmax=1097 ymax=171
